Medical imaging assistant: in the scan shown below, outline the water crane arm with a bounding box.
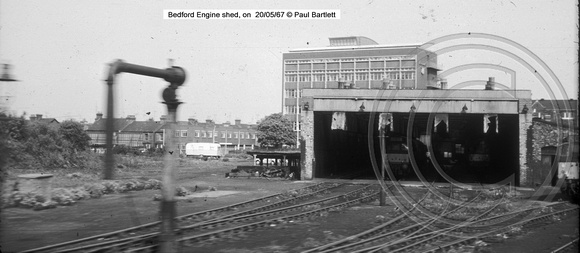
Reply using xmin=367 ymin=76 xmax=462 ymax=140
xmin=103 ymin=60 xmax=186 ymax=179
xmin=106 ymin=59 xmax=186 ymax=86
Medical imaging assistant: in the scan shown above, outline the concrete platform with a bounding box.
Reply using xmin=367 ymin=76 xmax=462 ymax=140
xmin=176 ymin=191 xmax=241 ymax=199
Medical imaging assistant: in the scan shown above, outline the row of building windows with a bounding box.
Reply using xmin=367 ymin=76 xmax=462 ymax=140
xmin=174 ymin=130 xmax=188 ymax=137
xmin=116 ymin=133 xmax=163 ymax=142
xmin=286 ymin=68 xmax=410 ymax=75
xmin=284 ymin=56 xmax=416 ymax=64
xmin=285 ymin=71 xmax=415 ymax=82
xmin=284 ymin=105 xmax=301 ymax=115
xmin=173 ymin=130 xmax=257 ymax=139
xmin=285 ymin=89 xmax=302 ymax=98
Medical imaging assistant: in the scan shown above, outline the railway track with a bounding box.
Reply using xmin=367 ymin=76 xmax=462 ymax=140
xmin=21 ymin=182 xmax=333 ymax=253
xmin=303 ymin=190 xmax=489 ymax=253
xmin=304 ymin=200 xmax=576 ymax=253
xmin=22 ymin=182 xmax=379 ymax=253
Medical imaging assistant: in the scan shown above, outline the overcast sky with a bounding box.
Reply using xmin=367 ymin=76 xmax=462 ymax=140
xmin=0 ymin=0 xmax=577 ymax=124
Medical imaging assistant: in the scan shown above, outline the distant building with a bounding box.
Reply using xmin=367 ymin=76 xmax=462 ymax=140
xmin=118 ymin=116 xmax=165 ymax=149
xmin=85 ymin=113 xmax=258 ymax=154
xmin=29 ymin=114 xmax=59 ymax=126
xmin=86 ymin=113 xmax=134 ymax=151
xmin=169 ymin=118 xmax=258 ymax=155
xmin=531 ymin=99 xmax=578 ymax=124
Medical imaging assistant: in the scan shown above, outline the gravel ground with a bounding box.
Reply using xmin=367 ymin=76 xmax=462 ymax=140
xmin=1 ymin=169 xmax=578 ymax=253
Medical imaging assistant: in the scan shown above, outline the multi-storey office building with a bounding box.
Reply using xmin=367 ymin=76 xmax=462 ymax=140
xmin=282 ymin=36 xmax=439 ymax=131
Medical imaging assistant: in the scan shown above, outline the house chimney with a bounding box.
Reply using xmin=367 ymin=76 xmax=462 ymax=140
xmin=30 ymin=115 xmax=37 ymax=121
xmin=440 ymin=78 xmax=447 ymax=89
xmin=485 ymin=77 xmax=495 ymax=90
xmin=126 ymin=115 xmax=136 ymax=121
xmin=36 ymin=114 xmax=43 ymax=120
xmin=235 ymin=119 xmax=241 ymax=126
xmin=188 ymin=117 xmax=198 ymax=125
xmin=160 ymin=115 xmax=167 ymax=124
xmin=95 ymin=112 xmax=103 ymax=121
xmin=205 ymin=119 xmax=214 ymax=125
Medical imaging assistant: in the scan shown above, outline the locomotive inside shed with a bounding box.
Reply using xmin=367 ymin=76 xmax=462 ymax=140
xmin=312 ymin=111 xmax=520 ymax=185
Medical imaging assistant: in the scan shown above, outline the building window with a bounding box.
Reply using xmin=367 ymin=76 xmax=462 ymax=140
xmin=174 ymin=130 xmax=180 ymax=137
xmin=195 ymin=130 xmax=200 ymax=137
xmin=285 ymin=105 xmax=300 ymax=114
xmin=401 ymin=71 xmax=415 ymax=80
xmin=285 ymin=89 xmax=297 ymax=98
xmin=252 ymin=133 xmax=256 ymax=139
xmin=327 ymin=73 xmax=338 ymax=81
xmin=314 ymin=74 xmax=325 ymax=82
xmin=209 ymin=131 xmax=213 ymax=138
xmin=156 ymin=133 xmax=163 ymax=142
xmin=285 ymin=75 xmax=297 ymax=82
xmin=202 ymin=131 xmax=207 ymax=137
xmin=356 ymin=73 xmax=368 ymax=81
xmin=299 ymin=74 xmax=311 ymax=82
xmin=222 ymin=132 xmax=226 ymax=138
xmin=234 ymin=132 xmax=238 ymax=138
xmin=144 ymin=133 xmax=150 ymax=141
xmin=181 ymin=130 xmax=188 ymax=137
xmin=228 ymin=133 xmax=232 ymax=138
xmin=370 ymin=72 xmax=383 ymax=80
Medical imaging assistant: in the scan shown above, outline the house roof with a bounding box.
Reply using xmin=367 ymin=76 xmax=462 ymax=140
xmin=86 ymin=118 xmax=133 ymax=131
xmin=123 ymin=121 xmax=164 ymax=132
xmin=534 ymin=99 xmax=577 ymax=111
xmin=162 ymin=121 xmax=257 ymax=131
xmin=86 ymin=117 xmax=257 ymax=133
xmin=38 ymin=118 xmax=59 ymax=124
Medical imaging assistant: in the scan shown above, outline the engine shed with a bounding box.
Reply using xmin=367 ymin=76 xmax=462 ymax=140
xmin=299 ymin=88 xmax=532 ymax=186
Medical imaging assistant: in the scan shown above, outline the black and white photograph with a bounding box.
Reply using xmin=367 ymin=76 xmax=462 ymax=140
xmin=0 ymin=0 xmax=578 ymax=252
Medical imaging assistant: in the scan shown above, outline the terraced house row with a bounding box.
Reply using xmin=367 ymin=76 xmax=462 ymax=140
xmin=85 ymin=113 xmax=258 ymax=155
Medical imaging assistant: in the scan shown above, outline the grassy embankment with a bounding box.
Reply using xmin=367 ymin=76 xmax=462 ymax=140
xmin=2 ymin=153 xmax=253 ymax=209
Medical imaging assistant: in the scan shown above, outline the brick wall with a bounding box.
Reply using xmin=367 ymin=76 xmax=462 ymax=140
xmin=524 ymin=120 xmax=577 ymax=186
xmin=300 ymin=111 xmax=315 ymax=180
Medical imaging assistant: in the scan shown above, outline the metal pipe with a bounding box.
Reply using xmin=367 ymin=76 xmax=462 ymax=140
xmin=103 ymin=59 xmax=186 ymax=253
xmin=160 ymin=99 xmax=181 ymax=253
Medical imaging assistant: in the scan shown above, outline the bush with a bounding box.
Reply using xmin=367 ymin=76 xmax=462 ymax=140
xmin=0 ymin=115 xmax=102 ymax=171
